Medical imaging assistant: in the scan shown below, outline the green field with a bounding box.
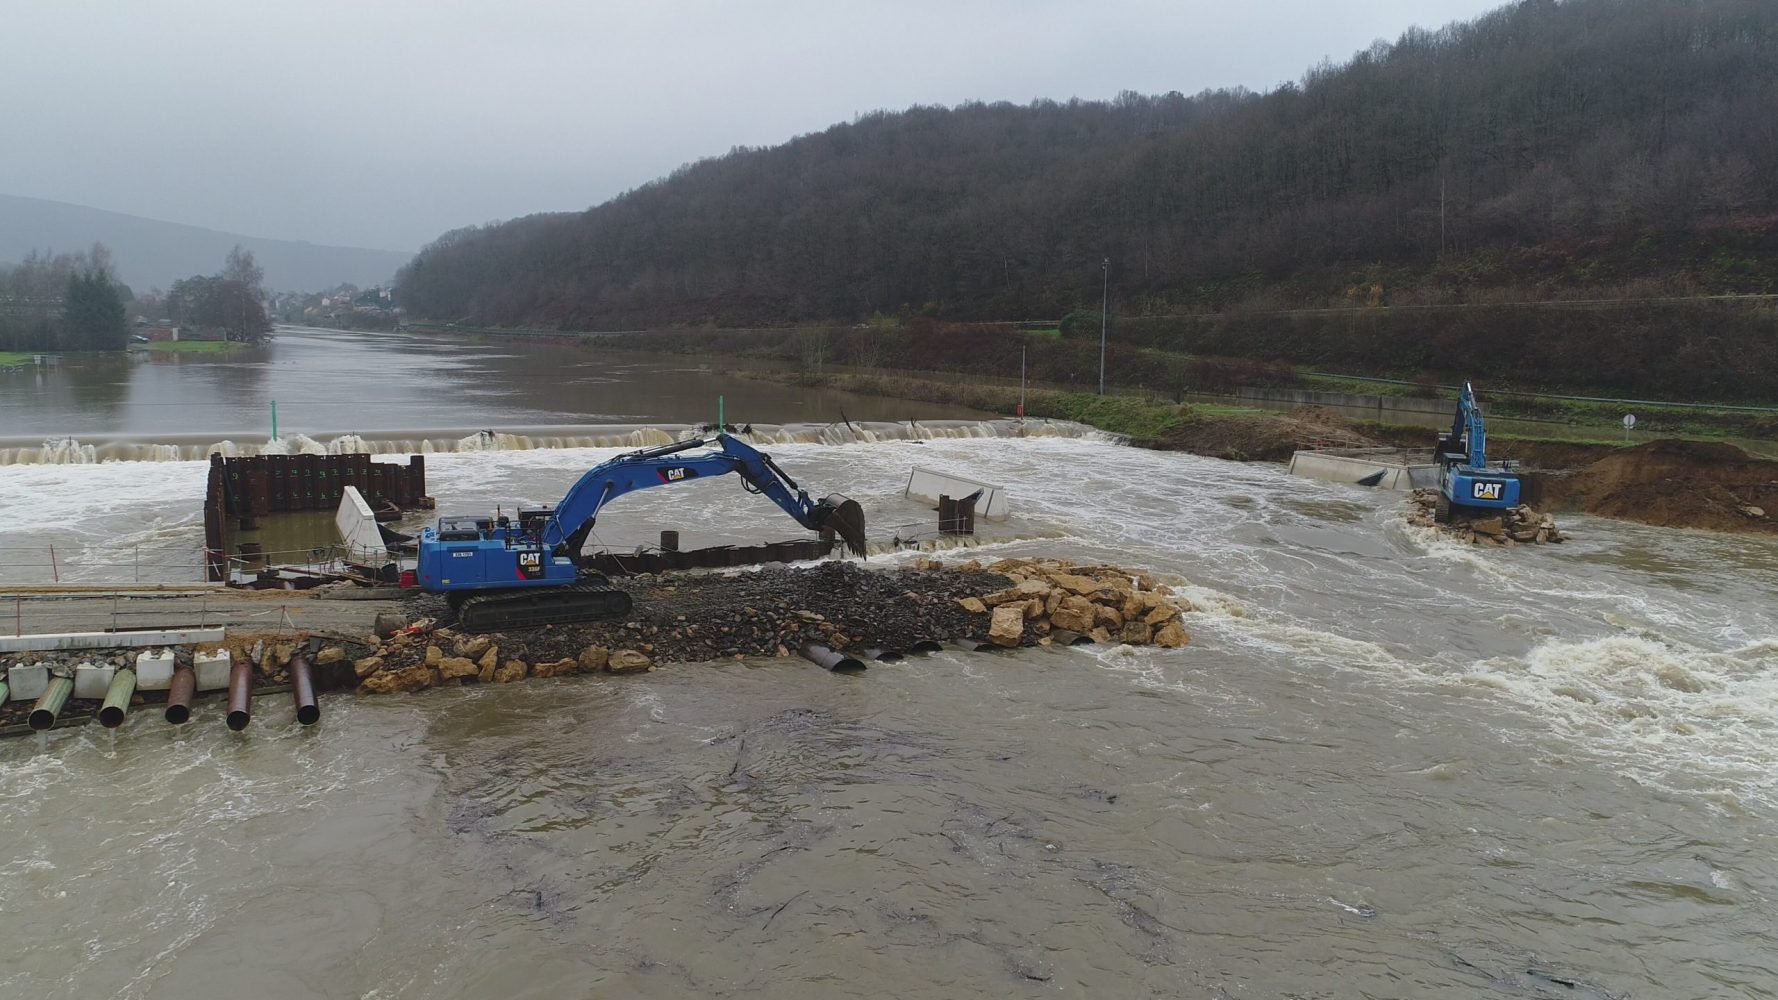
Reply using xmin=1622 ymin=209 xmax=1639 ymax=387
xmin=130 ymin=340 xmax=240 ymax=354
xmin=0 ymin=351 xmax=33 ymax=366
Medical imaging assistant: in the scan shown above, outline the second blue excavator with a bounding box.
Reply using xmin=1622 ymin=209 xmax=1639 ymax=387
xmin=414 ymin=434 xmax=866 ymax=631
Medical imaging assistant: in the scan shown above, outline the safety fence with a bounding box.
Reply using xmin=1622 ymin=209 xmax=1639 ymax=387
xmin=0 ymin=544 xmax=392 ymax=587
xmin=3 ymin=592 xmax=308 ymax=638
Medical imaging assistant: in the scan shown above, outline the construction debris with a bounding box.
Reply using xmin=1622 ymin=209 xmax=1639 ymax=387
xmin=1408 ymin=489 xmax=1566 ymax=545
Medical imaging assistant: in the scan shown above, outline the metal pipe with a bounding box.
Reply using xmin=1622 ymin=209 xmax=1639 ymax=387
xmin=289 ymin=654 xmax=319 ymax=726
xmin=949 ymin=638 xmax=1009 ymax=654
xmin=800 ymin=642 xmax=866 ymax=673
xmin=28 ymin=676 xmax=73 ymax=731
xmin=861 ymin=648 xmax=904 ymax=663
xmin=165 ymin=665 xmax=196 ymax=724
xmin=98 ymin=668 xmax=137 ymax=729
xmin=226 ymin=657 xmax=253 ymax=731
xmin=1049 ymin=629 xmax=1096 ymax=646
xmin=0 ymin=678 xmax=8 ymax=704
xmin=905 ymin=639 xmax=944 ymax=653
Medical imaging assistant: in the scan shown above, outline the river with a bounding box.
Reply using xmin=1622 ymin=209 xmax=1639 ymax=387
xmin=2 ymin=329 xmax=1776 ymax=997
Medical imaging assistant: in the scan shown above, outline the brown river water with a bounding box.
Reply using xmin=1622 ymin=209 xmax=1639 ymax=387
xmin=2 ymin=328 xmax=1777 ymax=997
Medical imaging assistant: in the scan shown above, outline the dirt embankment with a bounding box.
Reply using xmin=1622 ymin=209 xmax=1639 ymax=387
xmin=1542 ymin=439 xmax=1778 ymax=533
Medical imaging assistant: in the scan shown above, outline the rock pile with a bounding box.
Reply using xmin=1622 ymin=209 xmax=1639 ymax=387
xmin=951 ymin=557 xmax=1193 ymax=649
xmin=342 ymin=559 xmax=1196 ymax=696
xmin=1407 ymin=490 xmax=1566 ymax=545
xmin=343 ymin=625 xmax=652 ymax=696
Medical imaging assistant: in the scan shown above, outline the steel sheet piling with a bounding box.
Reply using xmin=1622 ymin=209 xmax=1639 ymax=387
xmin=289 ymin=654 xmax=319 ymax=726
xmin=28 ymin=676 xmax=73 ymax=731
xmin=165 ymin=665 xmax=196 ymax=724
xmin=98 ymin=668 xmax=137 ymax=729
xmin=225 ymin=657 xmax=253 ymax=731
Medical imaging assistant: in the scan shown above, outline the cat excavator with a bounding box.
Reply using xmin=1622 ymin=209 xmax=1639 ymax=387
xmin=413 ymin=434 xmax=866 ymax=631
xmin=1434 ymin=381 xmax=1523 ymax=523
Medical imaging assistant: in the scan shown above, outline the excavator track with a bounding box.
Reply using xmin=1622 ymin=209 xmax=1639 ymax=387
xmin=455 ymin=583 xmax=634 ymax=633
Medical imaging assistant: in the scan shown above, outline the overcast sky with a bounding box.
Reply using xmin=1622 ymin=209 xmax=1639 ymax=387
xmin=3 ymin=0 xmax=1501 ymax=251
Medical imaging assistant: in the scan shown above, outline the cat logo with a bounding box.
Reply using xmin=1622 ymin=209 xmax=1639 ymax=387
xmin=517 ymin=550 xmax=545 ymax=580
xmin=1472 ymin=481 xmax=1504 ymax=501
xmin=659 ymin=466 xmax=694 ymax=482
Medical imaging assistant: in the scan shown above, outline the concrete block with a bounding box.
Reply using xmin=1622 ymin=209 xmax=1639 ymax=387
xmin=7 ymin=662 xmax=48 ymax=701
xmin=193 ymin=650 xmax=231 ymax=692
xmin=136 ymin=649 xmax=176 ymax=691
xmin=0 ymin=627 xmax=225 ymax=654
xmin=74 ymin=663 xmax=117 ymax=700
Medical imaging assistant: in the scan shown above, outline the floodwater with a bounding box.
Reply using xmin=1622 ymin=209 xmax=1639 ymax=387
xmin=4 ymin=331 xmax=1778 ymax=997
xmin=0 ymin=325 xmax=987 ymax=456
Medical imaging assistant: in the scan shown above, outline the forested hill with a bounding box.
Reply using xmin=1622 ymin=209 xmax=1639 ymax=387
xmin=398 ymin=0 xmax=1778 ymax=330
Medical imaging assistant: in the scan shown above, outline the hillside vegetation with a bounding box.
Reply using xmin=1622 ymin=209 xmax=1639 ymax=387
xmin=397 ymin=0 xmax=1778 ymax=396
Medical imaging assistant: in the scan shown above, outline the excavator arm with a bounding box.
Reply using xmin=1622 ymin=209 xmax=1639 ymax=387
xmin=542 ymin=434 xmax=867 ymax=561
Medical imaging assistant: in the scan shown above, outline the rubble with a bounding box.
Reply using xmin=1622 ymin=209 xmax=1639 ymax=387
xmin=338 ymin=559 xmax=1194 ymax=696
xmin=1407 ymin=489 xmax=1566 ymax=545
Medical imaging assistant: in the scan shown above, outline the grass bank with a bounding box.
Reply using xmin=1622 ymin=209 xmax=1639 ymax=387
xmin=0 ymin=351 xmax=33 ymax=366
xmin=130 ymin=340 xmax=241 ymax=354
xmin=765 ymin=372 xmax=1368 ymax=461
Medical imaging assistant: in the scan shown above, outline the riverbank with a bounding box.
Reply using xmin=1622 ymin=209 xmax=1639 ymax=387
xmin=753 ymin=371 xmax=1375 ymax=460
xmin=753 ymin=370 xmax=1778 ymax=536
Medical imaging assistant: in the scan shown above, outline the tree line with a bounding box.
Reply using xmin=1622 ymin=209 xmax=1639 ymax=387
xmin=397 ymin=0 xmax=1778 ymax=342
xmin=0 ymin=244 xmax=273 ymax=354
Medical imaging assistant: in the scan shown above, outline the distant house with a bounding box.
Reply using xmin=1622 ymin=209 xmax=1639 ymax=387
xmin=145 ymin=325 xmax=179 ymax=341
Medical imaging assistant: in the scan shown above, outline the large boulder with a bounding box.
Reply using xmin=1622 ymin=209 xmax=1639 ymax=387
xmin=1155 ymin=621 xmax=1191 ymax=648
xmin=493 ymin=660 xmax=528 ymax=683
xmin=437 ymin=656 xmax=479 ymax=681
xmin=577 ymin=646 xmax=610 ymax=672
xmin=315 ymin=646 xmax=346 ymax=666
xmin=352 ymin=655 xmax=384 ymax=678
xmin=988 ymin=604 xmax=1025 ymax=648
xmin=461 ymin=635 xmax=493 ymax=660
xmin=607 ymin=649 xmax=653 ymax=674
xmin=359 ymin=664 xmax=433 ymax=695
xmin=476 ymin=646 xmax=500 ymax=671
xmin=1050 ymin=595 xmax=1098 ymax=634
xmin=956 ymin=597 xmax=988 ymax=614
xmin=532 ymin=657 xmax=580 ymax=678
xmin=424 ymin=645 xmax=444 ymax=667
xmin=373 ymin=613 xmax=409 ymax=639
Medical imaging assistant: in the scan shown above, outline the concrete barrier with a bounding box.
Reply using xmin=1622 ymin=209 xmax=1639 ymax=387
xmin=1287 ymin=449 xmax=1439 ymax=491
xmin=0 ymin=627 xmax=225 ymax=654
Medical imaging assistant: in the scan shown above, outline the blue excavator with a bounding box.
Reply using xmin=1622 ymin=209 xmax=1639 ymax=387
xmin=1434 ymin=381 xmax=1522 ymax=523
xmin=414 ymin=434 xmax=866 ymax=631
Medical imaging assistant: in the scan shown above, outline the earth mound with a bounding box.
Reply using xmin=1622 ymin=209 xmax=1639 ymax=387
xmin=1546 ymin=439 xmax=1777 ymax=533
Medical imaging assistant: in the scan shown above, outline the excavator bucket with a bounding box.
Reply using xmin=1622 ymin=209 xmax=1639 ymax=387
xmin=816 ymin=494 xmax=868 ymax=556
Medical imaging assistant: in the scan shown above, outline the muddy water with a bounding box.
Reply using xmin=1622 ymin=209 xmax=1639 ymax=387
xmin=4 ymin=423 xmax=1778 ymax=992
xmin=0 ymin=324 xmax=986 ymax=446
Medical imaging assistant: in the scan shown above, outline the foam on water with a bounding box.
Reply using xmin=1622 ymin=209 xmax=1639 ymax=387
xmin=0 ymin=418 xmax=1111 ymax=464
xmin=5 ymin=432 xmax=1778 ymax=809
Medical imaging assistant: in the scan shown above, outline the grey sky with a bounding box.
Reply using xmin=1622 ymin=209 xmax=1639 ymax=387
xmin=4 ymin=0 xmax=1501 ymax=252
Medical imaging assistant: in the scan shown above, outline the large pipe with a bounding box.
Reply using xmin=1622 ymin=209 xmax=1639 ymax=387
xmin=165 ymin=665 xmax=196 ymax=724
xmin=98 ymin=668 xmax=137 ymax=729
xmin=1048 ymin=630 xmax=1097 ymax=646
xmin=800 ymin=643 xmax=866 ymax=673
xmin=861 ymin=648 xmax=904 ymax=663
xmin=226 ymin=657 xmax=253 ymax=731
xmin=905 ymin=639 xmax=945 ymax=653
xmin=28 ymin=676 xmax=73 ymax=731
xmin=289 ymin=654 xmax=319 ymax=726
xmin=0 ymin=678 xmax=8 ymax=705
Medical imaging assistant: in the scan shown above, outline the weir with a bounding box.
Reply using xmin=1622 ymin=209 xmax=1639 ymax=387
xmin=0 ymin=418 xmax=1106 ymax=465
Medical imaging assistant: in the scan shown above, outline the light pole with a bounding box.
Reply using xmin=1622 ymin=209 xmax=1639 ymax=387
xmin=1098 ymin=257 xmax=1109 ymax=395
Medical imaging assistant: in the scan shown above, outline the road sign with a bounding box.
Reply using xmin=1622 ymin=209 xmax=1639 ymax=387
xmin=1623 ymin=413 xmax=1636 ymax=441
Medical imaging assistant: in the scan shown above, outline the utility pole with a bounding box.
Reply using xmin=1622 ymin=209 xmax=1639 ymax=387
xmin=1099 ymin=257 xmax=1109 ymax=396
xmin=1018 ymin=345 xmax=1027 ymax=419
